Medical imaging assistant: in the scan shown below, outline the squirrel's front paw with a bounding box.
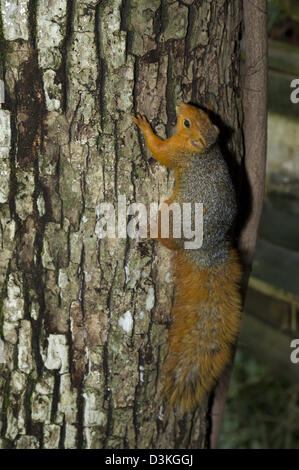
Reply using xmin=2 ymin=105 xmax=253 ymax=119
xmin=131 ymin=113 xmax=151 ymax=133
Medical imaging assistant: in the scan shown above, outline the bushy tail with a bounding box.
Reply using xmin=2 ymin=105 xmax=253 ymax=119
xmin=163 ymin=248 xmax=242 ymax=412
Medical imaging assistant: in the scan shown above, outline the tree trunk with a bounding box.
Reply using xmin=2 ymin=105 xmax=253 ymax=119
xmin=210 ymin=0 xmax=268 ymax=448
xmin=0 ymin=0 xmax=243 ymax=449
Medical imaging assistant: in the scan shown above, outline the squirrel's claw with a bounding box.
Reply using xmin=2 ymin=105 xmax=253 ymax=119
xmin=130 ymin=114 xmax=138 ymax=125
xmin=131 ymin=112 xmax=150 ymax=132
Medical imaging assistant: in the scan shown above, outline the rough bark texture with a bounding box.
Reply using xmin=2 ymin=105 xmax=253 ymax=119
xmin=210 ymin=0 xmax=268 ymax=448
xmin=0 ymin=0 xmax=243 ymax=449
xmin=240 ymin=0 xmax=267 ymax=268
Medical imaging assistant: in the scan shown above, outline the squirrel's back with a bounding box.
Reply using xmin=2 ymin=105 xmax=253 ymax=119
xmin=176 ymin=144 xmax=237 ymax=267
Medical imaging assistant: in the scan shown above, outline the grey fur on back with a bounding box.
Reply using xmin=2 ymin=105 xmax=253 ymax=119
xmin=176 ymin=144 xmax=237 ymax=268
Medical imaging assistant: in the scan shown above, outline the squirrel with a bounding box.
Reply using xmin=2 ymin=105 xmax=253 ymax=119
xmin=131 ymin=103 xmax=242 ymax=412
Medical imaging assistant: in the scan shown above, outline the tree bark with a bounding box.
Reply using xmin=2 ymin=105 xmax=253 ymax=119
xmin=210 ymin=0 xmax=268 ymax=448
xmin=0 ymin=0 xmax=243 ymax=449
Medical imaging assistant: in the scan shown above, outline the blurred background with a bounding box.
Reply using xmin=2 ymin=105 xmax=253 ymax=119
xmin=220 ymin=0 xmax=299 ymax=449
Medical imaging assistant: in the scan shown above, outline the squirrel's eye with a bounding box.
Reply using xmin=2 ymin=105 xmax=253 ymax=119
xmin=184 ymin=119 xmax=190 ymax=128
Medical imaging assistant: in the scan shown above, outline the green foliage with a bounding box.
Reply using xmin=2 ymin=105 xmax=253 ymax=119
xmin=219 ymin=350 xmax=299 ymax=449
xmin=269 ymin=0 xmax=299 ymax=24
xmin=267 ymin=0 xmax=286 ymax=30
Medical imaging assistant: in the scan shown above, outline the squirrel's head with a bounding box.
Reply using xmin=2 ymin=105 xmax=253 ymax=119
xmin=176 ymin=103 xmax=219 ymax=152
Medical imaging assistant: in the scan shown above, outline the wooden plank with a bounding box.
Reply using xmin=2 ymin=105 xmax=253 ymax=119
xmin=252 ymin=239 xmax=299 ymax=299
xmin=238 ymin=312 xmax=299 ymax=384
xmin=266 ymin=184 xmax=299 ymax=219
xmin=259 ymin=200 xmax=299 ymax=252
xmin=244 ymin=285 xmax=293 ymax=332
xmin=249 ymin=277 xmax=299 ymax=308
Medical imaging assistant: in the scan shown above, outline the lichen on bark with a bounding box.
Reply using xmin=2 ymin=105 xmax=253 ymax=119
xmin=0 ymin=0 xmax=243 ymax=449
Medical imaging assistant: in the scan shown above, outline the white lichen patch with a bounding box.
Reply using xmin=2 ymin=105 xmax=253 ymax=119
xmin=58 ymin=374 xmax=78 ymax=424
xmin=6 ymin=408 xmax=18 ymax=440
xmin=31 ymin=392 xmax=52 ymax=424
xmin=35 ymin=373 xmax=55 ymax=395
xmin=68 ymin=32 xmax=98 ymax=95
xmin=43 ymin=69 xmax=62 ymax=111
xmin=0 ymin=339 xmax=6 ymax=364
xmin=31 ymin=373 xmax=54 ymax=424
xmin=37 ymin=0 xmax=67 ymax=69
xmin=115 ymin=56 xmax=134 ymax=112
xmin=38 ymin=20 xmax=64 ymax=69
xmin=17 ymin=402 xmax=26 ymax=435
xmin=64 ymin=423 xmax=77 ymax=449
xmin=11 ymin=370 xmax=26 ymax=393
xmin=70 ymin=232 xmax=82 ymax=264
xmin=37 ymin=194 xmax=46 ymax=216
xmin=58 ymin=269 xmax=69 ymax=289
xmin=83 ymin=391 xmax=106 ymax=427
xmin=129 ymin=268 xmax=141 ymax=289
xmin=73 ymin=3 xmax=95 ymax=33
xmin=139 ymin=365 xmax=144 ymax=383
xmin=145 ymin=286 xmax=155 ymax=311
xmin=41 ymin=239 xmax=55 ymax=270
xmin=43 ymin=424 xmax=61 ymax=449
xmin=84 ymin=271 xmax=92 ymax=283
xmin=3 ymin=320 xmax=18 ymax=344
xmin=15 ymin=171 xmax=35 ymax=220
xmin=1 ymin=219 xmax=15 ymax=244
xmin=99 ymin=0 xmax=126 ymax=70
xmin=36 ymin=0 xmax=67 ymax=111
xmin=15 ymin=435 xmax=39 ymax=449
xmin=0 ymin=110 xmax=11 ymax=203
xmin=0 ymin=219 xmax=15 ymax=285
xmin=118 ymin=310 xmax=133 ymax=334
xmin=71 ymin=180 xmax=81 ymax=194
xmin=124 ymin=265 xmax=130 ymax=284
xmin=30 ymin=301 xmax=39 ymax=321
xmin=83 ymin=368 xmax=101 ymax=390
xmin=0 ymin=110 xmax=11 ymax=147
xmin=1 ymin=0 xmax=29 ymax=41
xmin=4 ymin=273 xmax=24 ymax=322
xmin=126 ymin=258 xmax=144 ymax=289
xmin=84 ymin=427 xmax=96 ymax=450
xmin=163 ymin=3 xmax=188 ymax=41
xmin=44 ymin=334 xmax=69 ymax=374
xmin=18 ymin=320 xmax=33 ymax=374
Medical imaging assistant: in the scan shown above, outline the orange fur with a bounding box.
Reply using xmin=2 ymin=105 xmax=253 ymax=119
xmin=131 ymin=104 xmax=242 ymax=412
xmin=164 ymin=249 xmax=241 ymax=411
xmin=131 ymin=104 xmax=216 ymax=168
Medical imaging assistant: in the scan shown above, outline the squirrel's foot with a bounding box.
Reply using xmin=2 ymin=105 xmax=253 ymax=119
xmin=131 ymin=113 xmax=151 ymax=133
